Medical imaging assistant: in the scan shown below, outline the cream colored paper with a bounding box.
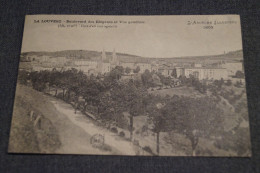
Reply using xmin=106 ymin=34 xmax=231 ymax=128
xmin=9 ymin=15 xmax=251 ymax=156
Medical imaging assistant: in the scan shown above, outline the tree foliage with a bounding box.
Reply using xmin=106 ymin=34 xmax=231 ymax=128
xmin=164 ymin=96 xmax=224 ymax=155
xmin=133 ymin=66 xmax=140 ymax=73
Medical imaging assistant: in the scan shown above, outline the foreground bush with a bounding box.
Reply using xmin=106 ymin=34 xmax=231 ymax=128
xmin=111 ymin=127 xmax=118 ymax=133
xmin=143 ymin=146 xmax=153 ymax=154
xmin=119 ymin=131 xmax=125 ymax=137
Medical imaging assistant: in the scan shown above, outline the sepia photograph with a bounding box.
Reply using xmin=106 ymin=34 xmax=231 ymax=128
xmin=8 ymin=15 xmax=251 ymax=156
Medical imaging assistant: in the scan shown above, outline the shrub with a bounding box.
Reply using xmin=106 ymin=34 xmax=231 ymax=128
xmin=133 ymin=139 xmax=139 ymax=146
xmin=234 ymin=81 xmax=242 ymax=88
xmin=143 ymin=146 xmax=153 ymax=154
xmin=111 ymin=127 xmax=118 ymax=133
xmin=57 ymin=93 xmax=63 ymax=99
xmin=116 ymin=115 xmax=128 ymax=130
xmin=99 ymin=144 xmax=112 ymax=152
xmin=226 ymin=80 xmax=232 ymax=86
xmin=119 ymin=131 xmax=125 ymax=137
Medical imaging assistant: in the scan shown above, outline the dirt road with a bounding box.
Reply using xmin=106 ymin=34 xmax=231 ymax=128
xmin=50 ymin=98 xmax=137 ymax=155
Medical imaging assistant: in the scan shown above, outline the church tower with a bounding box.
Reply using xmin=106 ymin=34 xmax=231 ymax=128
xmin=97 ymin=49 xmax=106 ymax=74
xmin=101 ymin=48 xmax=106 ymax=62
xmin=111 ymin=48 xmax=119 ymax=66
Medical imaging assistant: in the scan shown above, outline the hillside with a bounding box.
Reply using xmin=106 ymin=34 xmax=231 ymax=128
xmin=160 ymin=50 xmax=243 ymax=63
xmin=21 ymin=49 xmax=243 ymax=63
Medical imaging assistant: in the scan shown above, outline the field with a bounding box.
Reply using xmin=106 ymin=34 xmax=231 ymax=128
xmin=148 ymin=86 xmax=203 ymax=98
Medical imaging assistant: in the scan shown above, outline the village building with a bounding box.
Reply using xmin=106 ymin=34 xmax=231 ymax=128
xmin=151 ymin=64 xmax=159 ymax=72
xmin=157 ymin=64 xmax=175 ymax=77
xmin=74 ymin=60 xmax=97 ymax=66
xmin=25 ymin=55 xmax=38 ymax=61
xmin=33 ymin=55 xmax=51 ymax=62
xmin=121 ymin=62 xmax=135 ymax=70
xmin=182 ymin=67 xmax=228 ymax=80
xmin=135 ymin=63 xmax=152 ymax=73
xmin=176 ymin=67 xmax=184 ymax=78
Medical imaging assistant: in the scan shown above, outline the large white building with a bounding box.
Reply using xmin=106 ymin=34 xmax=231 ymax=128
xmin=135 ymin=63 xmax=152 ymax=73
xmin=121 ymin=62 xmax=135 ymax=69
xmin=177 ymin=67 xmax=228 ymax=80
xmin=72 ymin=59 xmax=97 ymax=74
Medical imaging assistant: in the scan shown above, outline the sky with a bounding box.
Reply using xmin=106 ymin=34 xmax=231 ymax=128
xmin=21 ymin=15 xmax=243 ymax=58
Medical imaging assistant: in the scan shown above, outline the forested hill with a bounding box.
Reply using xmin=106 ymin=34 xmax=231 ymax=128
xmin=161 ymin=50 xmax=243 ymax=63
xmin=21 ymin=49 xmax=243 ymax=63
xmin=21 ymin=50 xmax=148 ymax=63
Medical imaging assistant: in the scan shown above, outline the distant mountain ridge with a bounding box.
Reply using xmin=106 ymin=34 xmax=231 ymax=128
xmin=21 ymin=49 xmax=243 ymax=63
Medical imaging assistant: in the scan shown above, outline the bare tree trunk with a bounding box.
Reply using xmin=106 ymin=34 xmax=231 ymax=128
xmin=83 ymin=102 xmax=88 ymax=113
xmin=97 ymin=106 xmax=100 ymax=115
xmin=62 ymin=88 xmax=65 ymax=99
xmin=129 ymin=115 xmax=133 ymax=141
xmin=192 ymin=148 xmax=196 ymax=156
xmin=67 ymin=90 xmax=70 ymax=101
xmin=74 ymin=103 xmax=77 ymax=114
xmin=157 ymin=131 xmax=160 ymax=155
xmin=190 ymin=136 xmax=199 ymax=156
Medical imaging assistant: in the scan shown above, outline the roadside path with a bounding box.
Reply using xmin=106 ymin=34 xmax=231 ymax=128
xmin=50 ymin=98 xmax=137 ymax=155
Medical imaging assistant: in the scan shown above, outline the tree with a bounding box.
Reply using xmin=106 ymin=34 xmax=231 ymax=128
xmin=146 ymin=95 xmax=169 ymax=155
xmin=214 ymin=127 xmax=251 ymax=156
xmin=18 ymin=70 xmax=30 ymax=85
xmin=163 ymin=76 xmax=172 ymax=87
xmin=125 ymin=67 xmax=131 ymax=74
xmin=179 ymin=75 xmax=187 ymax=85
xmin=226 ymin=79 xmax=232 ymax=86
xmin=157 ymin=73 xmax=171 ymax=87
xmin=213 ymin=78 xmax=224 ymax=89
xmin=141 ymin=70 xmax=153 ymax=88
xmin=108 ymin=81 xmax=147 ymax=140
xmin=48 ymin=70 xmax=61 ymax=97
xmin=235 ymin=71 xmax=244 ymax=78
xmin=165 ymin=96 xmax=224 ymax=156
xmin=98 ymin=92 xmax=124 ymax=127
xmin=133 ymin=66 xmax=140 ymax=73
xmin=105 ymin=66 xmax=124 ymax=82
xmin=171 ymin=69 xmax=177 ymax=78
xmin=30 ymin=71 xmax=48 ymax=91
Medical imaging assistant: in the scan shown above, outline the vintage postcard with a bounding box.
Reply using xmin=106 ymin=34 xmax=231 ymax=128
xmin=8 ymin=15 xmax=251 ymax=156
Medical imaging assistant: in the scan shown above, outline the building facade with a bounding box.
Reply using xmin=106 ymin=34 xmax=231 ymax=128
xmin=183 ymin=67 xmax=228 ymax=80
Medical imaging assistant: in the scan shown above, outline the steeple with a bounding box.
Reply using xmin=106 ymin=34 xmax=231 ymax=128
xmin=101 ymin=48 xmax=106 ymax=61
xmin=111 ymin=48 xmax=119 ymax=65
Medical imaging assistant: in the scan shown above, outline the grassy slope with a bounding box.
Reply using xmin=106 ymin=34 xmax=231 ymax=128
xmin=8 ymin=84 xmax=61 ymax=153
xmin=148 ymin=86 xmax=203 ymax=98
xmin=8 ymin=95 xmax=40 ymax=153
